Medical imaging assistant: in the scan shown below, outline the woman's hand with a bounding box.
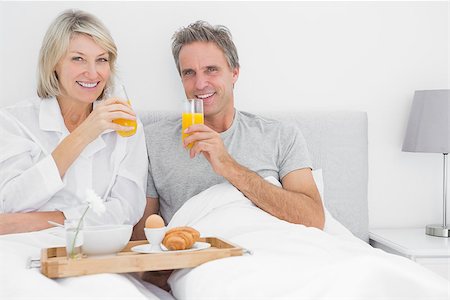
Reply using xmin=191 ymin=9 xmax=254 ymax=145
xmin=52 ymin=98 xmax=137 ymax=177
xmin=76 ymin=98 xmax=137 ymax=143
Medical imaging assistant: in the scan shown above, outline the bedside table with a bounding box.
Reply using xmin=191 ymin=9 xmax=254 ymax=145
xmin=369 ymin=228 xmax=450 ymax=280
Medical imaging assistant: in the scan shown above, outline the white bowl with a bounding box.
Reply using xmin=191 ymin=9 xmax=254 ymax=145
xmin=83 ymin=224 xmax=132 ymax=256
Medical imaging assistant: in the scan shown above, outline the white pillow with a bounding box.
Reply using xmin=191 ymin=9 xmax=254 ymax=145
xmin=312 ymin=169 xmax=353 ymax=236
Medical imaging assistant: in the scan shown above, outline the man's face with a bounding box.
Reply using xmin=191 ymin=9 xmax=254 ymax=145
xmin=178 ymin=41 xmax=239 ymax=119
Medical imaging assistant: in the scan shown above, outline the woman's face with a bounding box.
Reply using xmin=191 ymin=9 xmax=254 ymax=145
xmin=55 ymin=33 xmax=110 ymax=105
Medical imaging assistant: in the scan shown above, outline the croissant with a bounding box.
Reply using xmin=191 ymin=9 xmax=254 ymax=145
xmin=162 ymin=226 xmax=200 ymax=250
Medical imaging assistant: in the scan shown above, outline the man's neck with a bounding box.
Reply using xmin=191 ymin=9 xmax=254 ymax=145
xmin=204 ymin=108 xmax=236 ymax=133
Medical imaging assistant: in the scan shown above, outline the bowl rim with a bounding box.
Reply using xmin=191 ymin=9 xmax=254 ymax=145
xmin=84 ymin=224 xmax=132 ymax=232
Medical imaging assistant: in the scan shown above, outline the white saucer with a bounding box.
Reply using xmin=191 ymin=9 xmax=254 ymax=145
xmin=131 ymin=242 xmax=210 ymax=254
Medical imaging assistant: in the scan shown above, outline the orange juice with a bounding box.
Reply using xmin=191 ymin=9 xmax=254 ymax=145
xmin=113 ymin=100 xmax=137 ymax=137
xmin=182 ymin=112 xmax=204 ymax=148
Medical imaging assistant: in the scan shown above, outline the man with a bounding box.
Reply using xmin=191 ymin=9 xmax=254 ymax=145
xmin=134 ymin=20 xmax=324 ymax=240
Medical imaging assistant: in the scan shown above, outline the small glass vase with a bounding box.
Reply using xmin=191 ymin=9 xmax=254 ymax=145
xmin=64 ymin=219 xmax=84 ymax=260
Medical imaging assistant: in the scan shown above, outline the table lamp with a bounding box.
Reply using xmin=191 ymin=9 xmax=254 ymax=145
xmin=402 ymin=89 xmax=449 ymax=237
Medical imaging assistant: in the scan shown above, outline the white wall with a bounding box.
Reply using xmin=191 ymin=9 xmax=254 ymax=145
xmin=1 ymin=1 xmax=449 ymax=229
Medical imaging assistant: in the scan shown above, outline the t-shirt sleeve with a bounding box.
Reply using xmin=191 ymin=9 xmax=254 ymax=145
xmin=277 ymin=122 xmax=313 ymax=179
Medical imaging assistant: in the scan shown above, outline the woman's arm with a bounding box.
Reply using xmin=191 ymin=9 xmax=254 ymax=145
xmin=0 ymin=211 xmax=65 ymax=235
xmin=52 ymin=98 xmax=136 ymax=177
xmin=0 ymin=99 xmax=136 ymax=213
xmin=61 ymin=119 xmax=148 ymax=226
xmin=0 ymin=109 xmax=65 ymax=212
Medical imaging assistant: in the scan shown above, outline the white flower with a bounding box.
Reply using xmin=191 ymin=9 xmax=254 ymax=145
xmin=67 ymin=189 xmax=107 ymax=259
xmin=85 ymin=188 xmax=106 ymax=216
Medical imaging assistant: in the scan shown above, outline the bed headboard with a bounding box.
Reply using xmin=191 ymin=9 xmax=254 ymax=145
xmin=138 ymin=110 xmax=369 ymax=242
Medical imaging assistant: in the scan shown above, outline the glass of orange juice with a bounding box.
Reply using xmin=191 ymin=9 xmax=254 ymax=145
xmin=182 ymin=99 xmax=204 ymax=148
xmin=109 ymin=84 xmax=137 ymax=137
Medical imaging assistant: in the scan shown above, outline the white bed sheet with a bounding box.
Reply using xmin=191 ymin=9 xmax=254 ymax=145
xmin=0 ymin=228 xmax=174 ymax=300
xmin=167 ymin=177 xmax=449 ymax=300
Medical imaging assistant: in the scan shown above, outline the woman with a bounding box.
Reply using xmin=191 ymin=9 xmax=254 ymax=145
xmin=0 ymin=10 xmax=147 ymax=234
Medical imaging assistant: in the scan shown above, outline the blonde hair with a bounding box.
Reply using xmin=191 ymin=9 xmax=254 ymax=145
xmin=37 ymin=9 xmax=117 ymax=99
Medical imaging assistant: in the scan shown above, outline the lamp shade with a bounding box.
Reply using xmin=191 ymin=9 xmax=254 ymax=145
xmin=402 ymin=89 xmax=450 ymax=153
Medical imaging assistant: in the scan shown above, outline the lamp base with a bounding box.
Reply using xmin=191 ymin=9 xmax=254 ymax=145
xmin=425 ymin=224 xmax=449 ymax=237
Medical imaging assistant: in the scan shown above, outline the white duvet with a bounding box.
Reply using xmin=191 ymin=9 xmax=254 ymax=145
xmin=167 ymin=177 xmax=449 ymax=300
xmin=1 ymin=177 xmax=448 ymax=300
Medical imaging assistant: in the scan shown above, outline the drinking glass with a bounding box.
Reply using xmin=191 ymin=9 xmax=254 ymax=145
xmin=107 ymin=84 xmax=137 ymax=137
xmin=65 ymin=219 xmax=84 ymax=260
xmin=182 ymin=99 xmax=204 ymax=148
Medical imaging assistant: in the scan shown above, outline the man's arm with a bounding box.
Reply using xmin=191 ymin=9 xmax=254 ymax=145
xmin=0 ymin=211 xmax=65 ymax=235
xmin=184 ymin=124 xmax=325 ymax=229
xmin=227 ymin=163 xmax=324 ymax=229
xmin=131 ymin=196 xmax=159 ymax=240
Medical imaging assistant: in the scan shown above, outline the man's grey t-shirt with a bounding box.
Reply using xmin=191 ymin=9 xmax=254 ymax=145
xmin=145 ymin=110 xmax=312 ymax=224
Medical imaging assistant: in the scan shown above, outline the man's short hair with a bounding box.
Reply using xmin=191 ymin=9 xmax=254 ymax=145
xmin=171 ymin=20 xmax=240 ymax=75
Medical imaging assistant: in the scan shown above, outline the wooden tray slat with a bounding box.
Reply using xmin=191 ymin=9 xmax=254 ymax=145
xmin=41 ymin=237 xmax=243 ymax=278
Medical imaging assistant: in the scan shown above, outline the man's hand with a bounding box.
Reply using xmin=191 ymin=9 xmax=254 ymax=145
xmin=183 ymin=124 xmax=237 ymax=177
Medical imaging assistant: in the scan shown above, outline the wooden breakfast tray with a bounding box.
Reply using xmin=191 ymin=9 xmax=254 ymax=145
xmin=40 ymin=237 xmax=243 ymax=278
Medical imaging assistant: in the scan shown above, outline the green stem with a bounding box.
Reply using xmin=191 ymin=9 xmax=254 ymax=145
xmin=70 ymin=205 xmax=89 ymax=259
